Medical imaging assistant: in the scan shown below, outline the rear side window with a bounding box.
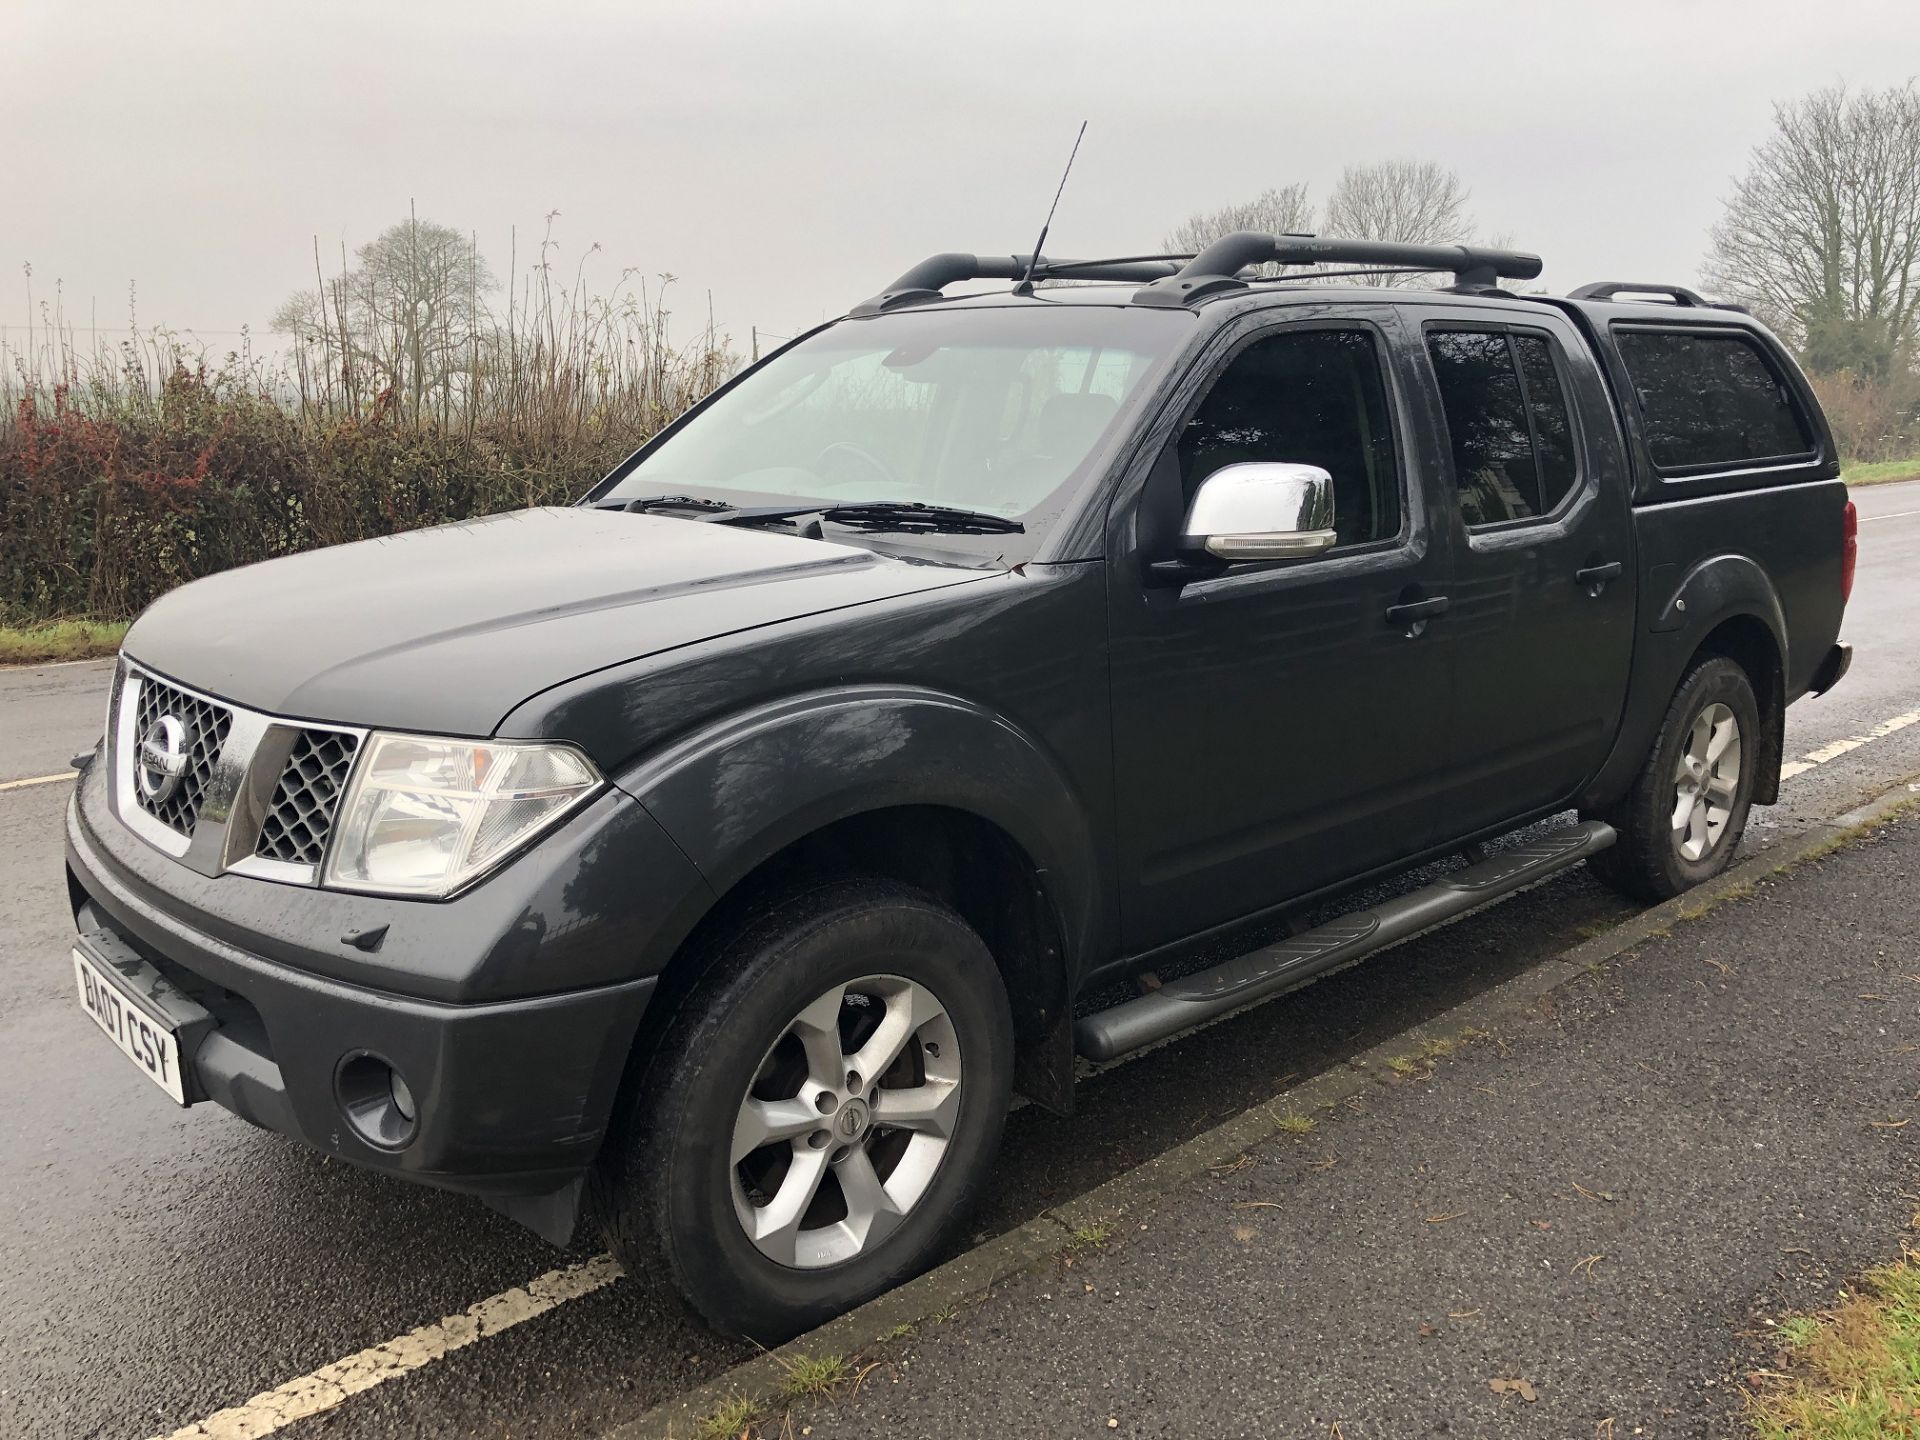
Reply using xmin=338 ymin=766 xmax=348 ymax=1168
xmin=1426 ymin=329 xmax=1581 ymax=527
xmin=1178 ymin=327 xmax=1401 ymax=547
xmin=1613 ymin=329 xmax=1813 ymax=472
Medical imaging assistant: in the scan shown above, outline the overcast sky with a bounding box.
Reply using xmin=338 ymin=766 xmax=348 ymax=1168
xmin=6 ymin=0 xmax=1918 ymax=357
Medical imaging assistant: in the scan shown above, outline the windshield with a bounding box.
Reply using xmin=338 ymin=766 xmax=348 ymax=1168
xmin=601 ymin=305 xmax=1189 ymax=524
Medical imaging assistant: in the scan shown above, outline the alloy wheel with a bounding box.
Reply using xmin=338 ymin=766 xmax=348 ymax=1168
xmin=729 ymin=975 xmax=961 ymax=1269
xmin=1672 ymin=701 xmax=1741 ymax=862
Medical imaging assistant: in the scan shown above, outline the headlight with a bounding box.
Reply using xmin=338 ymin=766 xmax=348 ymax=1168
xmin=322 ymin=734 xmax=602 ymax=897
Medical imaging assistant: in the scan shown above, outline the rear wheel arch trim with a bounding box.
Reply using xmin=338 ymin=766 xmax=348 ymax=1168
xmin=1581 ymin=553 xmax=1789 ymax=815
xmin=1650 ymin=553 xmax=1788 ymax=660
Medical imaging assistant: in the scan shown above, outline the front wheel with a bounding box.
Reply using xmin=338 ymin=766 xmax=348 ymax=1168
xmin=596 ymin=879 xmax=1013 ymax=1341
xmin=1588 ymin=656 xmax=1760 ymax=902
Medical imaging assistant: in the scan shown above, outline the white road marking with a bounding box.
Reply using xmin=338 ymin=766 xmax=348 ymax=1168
xmin=0 ymin=651 xmax=119 ymax=670
xmin=0 ymin=770 xmax=77 ymax=792
xmin=111 ymin=704 xmax=1920 ymax=1438
xmin=1779 ymin=710 xmax=1920 ymax=780
xmin=152 ymin=1254 xmax=623 ymax=1440
xmin=1860 ymin=508 xmax=1920 ymax=523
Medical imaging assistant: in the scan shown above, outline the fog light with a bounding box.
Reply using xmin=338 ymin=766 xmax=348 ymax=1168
xmin=335 ymin=1052 xmax=418 ymax=1150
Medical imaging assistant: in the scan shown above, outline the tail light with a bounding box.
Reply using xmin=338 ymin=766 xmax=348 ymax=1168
xmin=1841 ymin=498 xmax=1858 ymax=605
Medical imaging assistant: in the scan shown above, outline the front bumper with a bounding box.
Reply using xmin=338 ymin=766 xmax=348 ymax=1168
xmin=64 ymin=755 xmax=706 ymax=1242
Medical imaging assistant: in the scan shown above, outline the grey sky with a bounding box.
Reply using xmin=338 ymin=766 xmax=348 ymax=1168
xmin=6 ymin=0 xmax=1918 ymax=356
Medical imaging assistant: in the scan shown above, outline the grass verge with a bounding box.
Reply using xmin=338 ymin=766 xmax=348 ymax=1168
xmin=1843 ymin=456 xmax=1920 ymax=487
xmin=1747 ymin=1252 xmax=1920 ymax=1438
xmin=0 ymin=620 xmax=127 ymax=666
xmin=775 ymin=1352 xmax=849 ymax=1400
xmin=692 ymin=1394 xmax=759 ymax=1440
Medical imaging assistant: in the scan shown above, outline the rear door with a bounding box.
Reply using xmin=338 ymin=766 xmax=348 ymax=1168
xmin=1402 ymin=304 xmax=1636 ymax=837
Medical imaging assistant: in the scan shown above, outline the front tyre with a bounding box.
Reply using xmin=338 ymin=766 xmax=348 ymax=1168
xmin=598 ymin=879 xmax=1013 ymax=1341
xmin=1588 ymin=656 xmax=1760 ymax=902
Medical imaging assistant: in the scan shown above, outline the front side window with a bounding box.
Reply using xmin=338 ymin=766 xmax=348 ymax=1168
xmin=1177 ymin=328 xmax=1401 ymax=547
xmin=1613 ymin=328 xmax=1813 ymax=472
xmin=603 ymin=306 xmax=1190 ymax=523
xmin=1427 ymin=328 xmax=1581 ymax=527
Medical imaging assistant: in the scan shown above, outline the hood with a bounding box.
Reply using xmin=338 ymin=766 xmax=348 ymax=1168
xmin=123 ymin=507 xmax=993 ymax=734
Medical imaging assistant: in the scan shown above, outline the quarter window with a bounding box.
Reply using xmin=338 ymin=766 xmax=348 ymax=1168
xmin=1178 ymin=328 xmax=1401 ymax=547
xmin=1427 ymin=329 xmax=1580 ymax=527
xmin=1514 ymin=335 xmax=1576 ymax=507
xmin=1612 ymin=329 xmax=1813 ymax=472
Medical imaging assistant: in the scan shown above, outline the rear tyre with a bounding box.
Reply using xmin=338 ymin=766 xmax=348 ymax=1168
xmin=595 ymin=879 xmax=1013 ymax=1342
xmin=1588 ymin=656 xmax=1760 ymax=902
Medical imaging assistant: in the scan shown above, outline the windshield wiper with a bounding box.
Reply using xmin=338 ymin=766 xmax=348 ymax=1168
xmin=701 ymin=503 xmax=835 ymax=527
xmin=594 ymin=494 xmax=735 ymax=514
xmin=819 ymin=502 xmax=1025 ymax=535
xmin=710 ymin=501 xmax=1024 ymax=536
xmin=602 ymin=495 xmax=1024 ymax=536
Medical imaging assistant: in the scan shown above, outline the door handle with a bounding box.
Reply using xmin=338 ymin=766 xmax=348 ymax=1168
xmin=1575 ymin=560 xmax=1623 ymax=594
xmin=1384 ymin=595 xmax=1449 ymax=638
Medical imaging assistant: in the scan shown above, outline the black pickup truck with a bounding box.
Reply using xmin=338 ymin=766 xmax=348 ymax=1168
xmin=65 ymin=232 xmax=1855 ymax=1339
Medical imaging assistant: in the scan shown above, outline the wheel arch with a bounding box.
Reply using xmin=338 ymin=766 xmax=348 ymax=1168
xmin=1582 ymin=553 xmax=1790 ymax=812
xmin=613 ymin=686 xmax=1103 ymax=1113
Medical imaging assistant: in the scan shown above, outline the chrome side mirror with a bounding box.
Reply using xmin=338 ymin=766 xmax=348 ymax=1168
xmin=1181 ymin=462 xmax=1337 ymax=562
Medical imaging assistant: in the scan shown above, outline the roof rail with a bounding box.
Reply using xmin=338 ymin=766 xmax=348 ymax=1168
xmin=1133 ymin=231 xmax=1544 ymax=307
xmin=851 ymin=253 xmax=1185 ymax=317
xmin=1568 ymin=281 xmax=1713 ymax=307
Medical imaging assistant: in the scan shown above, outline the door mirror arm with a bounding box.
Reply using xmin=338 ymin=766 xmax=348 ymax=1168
xmin=1145 ymin=553 xmax=1227 ymax=588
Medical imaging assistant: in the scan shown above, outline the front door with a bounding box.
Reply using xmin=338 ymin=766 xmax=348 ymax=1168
xmin=1108 ymin=313 xmax=1455 ymax=953
xmin=1405 ymin=306 xmax=1635 ymax=838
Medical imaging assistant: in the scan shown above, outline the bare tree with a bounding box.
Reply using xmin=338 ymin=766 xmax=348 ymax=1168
xmin=1323 ymin=160 xmax=1474 ymax=286
xmin=1162 ymin=184 xmax=1316 ymax=276
xmin=275 ymin=216 xmax=498 ymax=420
xmin=1705 ymin=83 xmax=1920 ymax=379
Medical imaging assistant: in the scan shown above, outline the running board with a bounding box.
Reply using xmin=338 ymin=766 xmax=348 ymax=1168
xmin=1074 ymin=820 xmax=1616 ymax=1062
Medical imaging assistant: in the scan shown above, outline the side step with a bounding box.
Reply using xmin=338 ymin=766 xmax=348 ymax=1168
xmin=1074 ymin=820 xmax=1616 ymax=1062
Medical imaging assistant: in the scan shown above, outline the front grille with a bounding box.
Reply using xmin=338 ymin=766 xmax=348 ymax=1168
xmin=254 ymin=729 xmax=360 ymax=867
xmin=132 ymin=677 xmax=232 ymax=835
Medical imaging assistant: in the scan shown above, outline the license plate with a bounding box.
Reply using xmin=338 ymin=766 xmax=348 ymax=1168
xmin=74 ymin=947 xmax=186 ymax=1104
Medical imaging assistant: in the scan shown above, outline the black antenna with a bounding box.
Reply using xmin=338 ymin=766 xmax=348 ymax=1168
xmin=1013 ymin=121 xmax=1087 ymax=296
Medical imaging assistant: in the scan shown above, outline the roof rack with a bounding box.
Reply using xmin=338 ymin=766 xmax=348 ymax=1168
xmin=1568 ymin=281 xmax=1720 ymax=308
xmin=851 ymin=253 xmax=1185 ymax=317
xmin=1134 ymin=231 xmax=1543 ymax=306
xmin=849 ymin=234 xmax=1546 ymax=317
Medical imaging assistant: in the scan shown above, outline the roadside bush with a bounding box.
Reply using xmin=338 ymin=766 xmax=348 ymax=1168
xmin=1808 ymin=368 xmax=1920 ymax=464
xmin=1 ymin=323 xmax=731 ymax=626
xmin=4 ymin=225 xmax=737 ymax=626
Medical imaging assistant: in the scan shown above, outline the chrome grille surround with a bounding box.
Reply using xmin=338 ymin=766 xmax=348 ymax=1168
xmin=107 ymin=658 xmax=366 ymax=886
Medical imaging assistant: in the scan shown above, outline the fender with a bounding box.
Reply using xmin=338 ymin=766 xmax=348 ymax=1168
xmin=612 ymin=684 xmax=1104 ymax=981
xmin=1582 ymin=553 xmax=1789 ymax=811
